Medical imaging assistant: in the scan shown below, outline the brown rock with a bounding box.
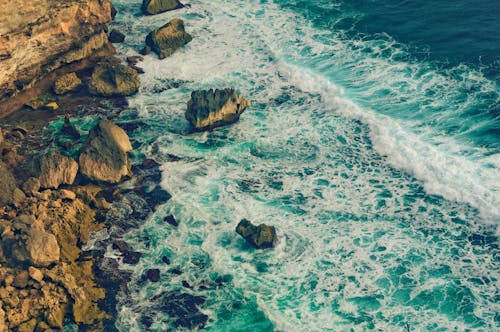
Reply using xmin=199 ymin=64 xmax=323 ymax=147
xmin=142 ymin=0 xmax=184 ymax=15
xmin=22 ymin=177 xmax=40 ymax=196
xmin=145 ymin=18 xmax=192 ymax=59
xmin=17 ymin=318 xmax=37 ymax=332
xmin=13 ymin=270 xmax=29 ymax=288
xmin=25 ymin=228 xmax=60 ymax=267
xmin=53 ymin=72 xmax=82 ymax=95
xmin=0 ymin=161 xmax=17 ymax=206
xmin=79 ymin=120 xmax=132 ymax=183
xmin=0 ymin=302 xmax=6 ymax=332
xmin=186 ymin=88 xmax=250 ymax=131
xmin=88 ymin=62 xmax=140 ymax=97
xmin=28 ymin=267 xmax=44 ymax=283
xmin=235 ymin=219 xmax=277 ymax=249
xmin=37 ymin=150 xmax=78 ymax=189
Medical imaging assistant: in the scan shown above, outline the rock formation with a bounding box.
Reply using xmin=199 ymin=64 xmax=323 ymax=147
xmin=143 ymin=19 xmax=192 ymax=59
xmin=61 ymin=114 xmax=81 ymax=140
xmin=142 ymin=0 xmax=184 ymax=15
xmin=109 ymin=29 xmax=126 ymax=43
xmin=53 ymin=72 xmax=83 ymax=95
xmin=88 ymin=62 xmax=140 ymax=96
xmin=0 ymin=0 xmax=113 ymax=104
xmin=186 ymin=88 xmax=250 ymax=131
xmin=79 ymin=120 xmax=132 ymax=183
xmin=235 ymin=219 xmax=277 ymax=249
xmin=36 ymin=150 xmax=79 ymax=189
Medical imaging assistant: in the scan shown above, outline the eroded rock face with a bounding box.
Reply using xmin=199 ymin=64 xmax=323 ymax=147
xmin=235 ymin=219 xmax=276 ymax=249
xmin=145 ymin=18 xmax=192 ymax=59
xmin=88 ymin=62 xmax=140 ymax=96
xmin=53 ymin=72 xmax=83 ymax=95
xmin=79 ymin=120 xmax=132 ymax=183
xmin=142 ymin=0 xmax=184 ymax=15
xmin=186 ymin=88 xmax=250 ymax=131
xmin=37 ymin=150 xmax=79 ymax=189
xmin=0 ymin=161 xmax=17 ymax=206
xmin=0 ymin=0 xmax=113 ymax=103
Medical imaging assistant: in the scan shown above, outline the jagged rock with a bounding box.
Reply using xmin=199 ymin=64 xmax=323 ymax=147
xmin=61 ymin=114 xmax=81 ymax=139
xmin=0 ymin=0 xmax=113 ymax=104
xmin=13 ymin=227 xmax=61 ymax=267
xmin=53 ymin=72 xmax=83 ymax=95
xmin=235 ymin=219 xmax=276 ymax=249
xmin=12 ymin=270 xmax=29 ymax=288
xmin=145 ymin=18 xmax=192 ymax=59
xmin=22 ymin=177 xmax=40 ymax=196
xmin=111 ymin=2 xmax=117 ymax=20
xmin=0 ymin=161 xmax=17 ymax=206
xmin=0 ymin=302 xmax=6 ymax=332
xmin=79 ymin=120 xmax=132 ymax=183
xmin=142 ymin=0 xmax=184 ymax=15
xmin=37 ymin=150 xmax=78 ymax=189
xmin=145 ymin=269 xmax=160 ymax=282
xmin=28 ymin=266 xmax=44 ymax=283
xmin=151 ymin=292 xmax=208 ymax=330
xmin=126 ymin=56 xmax=144 ymax=66
xmin=88 ymin=62 xmax=140 ymax=96
xmin=12 ymin=188 xmax=25 ymax=205
xmin=109 ymin=29 xmax=125 ymax=43
xmin=186 ymin=88 xmax=250 ymax=131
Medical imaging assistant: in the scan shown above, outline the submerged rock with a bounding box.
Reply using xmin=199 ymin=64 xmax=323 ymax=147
xmin=109 ymin=29 xmax=126 ymax=43
xmin=53 ymin=72 xmax=83 ymax=95
xmin=151 ymin=292 xmax=208 ymax=330
xmin=88 ymin=62 xmax=140 ymax=96
xmin=186 ymin=88 xmax=250 ymax=131
xmin=79 ymin=120 xmax=132 ymax=183
xmin=144 ymin=18 xmax=192 ymax=59
xmin=37 ymin=150 xmax=79 ymax=189
xmin=142 ymin=0 xmax=184 ymax=15
xmin=235 ymin=219 xmax=276 ymax=249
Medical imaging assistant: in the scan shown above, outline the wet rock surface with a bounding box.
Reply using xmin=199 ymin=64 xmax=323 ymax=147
xmin=142 ymin=0 xmax=184 ymax=15
xmin=88 ymin=62 xmax=140 ymax=97
xmin=236 ymin=218 xmax=277 ymax=249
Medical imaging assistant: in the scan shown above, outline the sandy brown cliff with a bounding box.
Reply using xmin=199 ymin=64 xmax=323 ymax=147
xmin=0 ymin=0 xmax=113 ymax=106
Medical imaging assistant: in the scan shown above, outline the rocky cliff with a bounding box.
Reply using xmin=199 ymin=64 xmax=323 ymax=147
xmin=0 ymin=0 xmax=113 ymax=107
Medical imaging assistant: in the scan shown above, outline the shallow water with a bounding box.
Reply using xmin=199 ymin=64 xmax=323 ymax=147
xmin=106 ymin=0 xmax=499 ymax=330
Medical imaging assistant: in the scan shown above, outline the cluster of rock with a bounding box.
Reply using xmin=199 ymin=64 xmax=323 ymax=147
xmin=0 ymin=0 xmax=113 ymax=105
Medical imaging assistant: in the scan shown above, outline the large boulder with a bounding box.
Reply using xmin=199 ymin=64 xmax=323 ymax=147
xmin=37 ymin=150 xmax=79 ymax=189
xmin=186 ymin=88 xmax=250 ymax=131
xmin=26 ymin=228 xmax=61 ymax=267
xmin=0 ymin=160 xmax=17 ymax=206
xmin=235 ymin=219 xmax=276 ymax=249
xmin=79 ymin=120 xmax=132 ymax=183
xmin=53 ymin=72 xmax=82 ymax=95
xmin=142 ymin=0 xmax=184 ymax=15
xmin=144 ymin=19 xmax=192 ymax=59
xmin=88 ymin=62 xmax=140 ymax=96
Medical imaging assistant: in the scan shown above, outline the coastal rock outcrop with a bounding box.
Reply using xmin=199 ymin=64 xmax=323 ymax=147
xmin=144 ymin=19 xmax=192 ymax=59
xmin=53 ymin=72 xmax=83 ymax=95
xmin=88 ymin=62 xmax=140 ymax=96
xmin=79 ymin=120 xmax=132 ymax=183
xmin=36 ymin=150 xmax=79 ymax=189
xmin=142 ymin=0 xmax=184 ymax=15
xmin=109 ymin=29 xmax=126 ymax=43
xmin=186 ymin=88 xmax=250 ymax=131
xmin=0 ymin=0 xmax=113 ymax=104
xmin=0 ymin=161 xmax=17 ymax=206
xmin=236 ymin=219 xmax=277 ymax=249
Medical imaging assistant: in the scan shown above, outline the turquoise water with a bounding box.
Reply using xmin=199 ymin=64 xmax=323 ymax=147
xmin=108 ymin=0 xmax=499 ymax=330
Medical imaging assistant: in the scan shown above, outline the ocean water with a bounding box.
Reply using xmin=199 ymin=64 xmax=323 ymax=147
xmin=107 ymin=0 xmax=499 ymax=330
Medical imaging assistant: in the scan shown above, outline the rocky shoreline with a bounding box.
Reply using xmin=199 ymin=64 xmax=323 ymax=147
xmin=0 ymin=0 xmax=257 ymax=330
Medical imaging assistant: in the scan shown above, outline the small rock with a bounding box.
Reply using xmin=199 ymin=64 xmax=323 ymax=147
xmin=109 ymin=29 xmax=125 ymax=43
xmin=182 ymin=280 xmax=192 ymax=289
xmin=25 ymin=228 xmax=60 ymax=267
xmin=235 ymin=219 xmax=276 ymax=249
xmin=161 ymin=256 xmax=170 ymax=264
xmin=123 ymin=251 xmax=141 ymax=265
xmin=53 ymin=72 xmax=82 ymax=95
xmin=170 ymin=269 xmax=182 ymax=275
xmin=142 ymin=0 xmax=184 ymax=15
xmin=126 ymin=56 xmax=144 ymax=66
xmin=0 ymin=161 xmax=17 ymax=206
xmin=59 ymin=189 xmax=76 ymax=201
xmin=13 ymin=270 xmax=29 ymax=288
xmin=22 ymin=177 xmax=40 ymax=196
xmin=145 ymin=269 xmax=161 ymax=282
xmin=164 ymin=215 xmax=178 ymax=227
xmin=28 ymin=266 xmax=44 ymax=283
xmin=61 ymin=114 xmax=81 ymax=139
xmin=12 ymin=188 xmax=26 ymax=205
xmin=186 ymin=88 xmax=250 ymax=131
xmin=42 ymin=101 xmax=59 ymax=111
xmin=145 ymin=18 xmax=192 ymax=59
